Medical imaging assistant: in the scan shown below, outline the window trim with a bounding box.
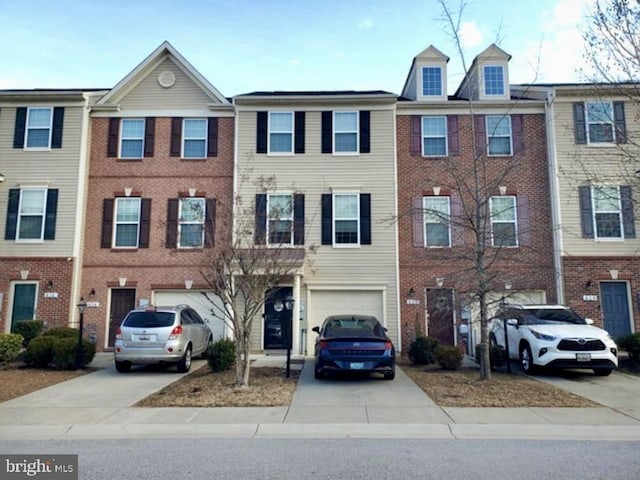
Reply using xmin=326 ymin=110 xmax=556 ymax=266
xmin=421 ymin=116 xmax=448 ymax=157
xmin=113 ymin=197 xmax=141 ymax=248
xmin=490 ymin=195 xmax=518 ymax=247
xmin=486 ymin=115 xmax=513 ymax=156
xmin=483 ymin=65 xmax=505 ymax=96
xmin=15 ymin=188 xmax=47 ymax=242
xmin=268 ymin=111 xmax=294 ymax=155
xmin=585 ymin=101 xmax=615 ymax=145
xmin=423 ymin=196 xmax=451 ymax=247
xmin=421 ymin=66 xmax=443 ymax=97
xmin=24 ymin=107 xmax=53 ymax=150
xmin=182 ymin=118 xmax=207 ymax=159
xmin=333 ymin=111 xmax=359 ymax=155
xmin=178 ymin=197 xmax=206 ymax=248
xmin=119 ymin=118 xmax=145 ymax=159
xmin=591 ymin=185 xmax=624 ymax=240
xmin=333 ymin=192 xmax=360 ymax=246
xmin=266 ymin=193 xmax=294 ymax=246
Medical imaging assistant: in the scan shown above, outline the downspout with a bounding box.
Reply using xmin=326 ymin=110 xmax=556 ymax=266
xmin=545 ymin=89 xmax=565 ymax=303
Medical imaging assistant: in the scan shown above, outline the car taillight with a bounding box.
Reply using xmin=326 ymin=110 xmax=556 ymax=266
xmin=319 ymin=340 xmax=328 ymax=349
xmin=168 ymin=325 xmax=183 ymax=340
xmin=384 ymin=341 xmax=393 ymax=350
xmin=115 ymin=326 xmax=122 ymax=340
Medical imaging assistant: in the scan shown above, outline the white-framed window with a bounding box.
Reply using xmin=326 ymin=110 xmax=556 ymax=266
xmin=114 ymin=198 xmax=141 ymax=248
xmin=334 ymin=193 xmax=359 ymax=245
xmin=483 ymin=65 xmax=505 ymax=96
xmin=16 ymin=189 xmax=47 ymax=240
xmin=183 ymin=119 xmax=207 ymax=158
xmin=178 ymin=198 xmax=205 ymax=248
xmin=592 ymin=186 xmax=622 ymax=238
xmin=423 ymin=196 xmax=451 ymax=247
xmin=267 ymin=194 xmax=293 ymax=245
xmin=120 ymin=119 xmax=145 ymax=158
xmin=422 ymin=116 xmax=447 ymax=156
xmin=25 ymin=107 xmax=53 ymax=148
xmin=422 ymin=66 xmax=443 ymax=97
xmin=586 ymin=102 xmax=615 ymax=144
xmin=268 ymin=112 xmax=293 ymax=153
xmin=334 ymin=112 xmax=358 ymax=153
xmin=486 ymin=115 xmax=512 ymax=156
xmin=490 ymin=196 xmax=518 ymax=247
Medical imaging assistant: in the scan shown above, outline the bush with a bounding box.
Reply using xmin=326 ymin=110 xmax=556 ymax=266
xmin=0 ymin=333 xmax=24 ymax=363
xmin=617 ymin=332 xmax=640 ymax=362
xmin=11 ymin=320 xmax=44 ymax=347
xmin=408 ymin=336 xmax=440 ymax=365
xmin=24 ymin=336 xmax=57 ymax=367
xmin=475 ymin=343 xmax=508 ymax=370
xmin=207 ymin=338 xmax=236 ymax=372
xmin=51 ymin=337 xmax=96 ymax=370
xmin=43 ymin=326 xmax=79 ymax=338
xmin=436 ymin=345 xmax=463 ymax=370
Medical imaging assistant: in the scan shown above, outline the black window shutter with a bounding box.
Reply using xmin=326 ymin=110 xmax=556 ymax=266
xmin=573 ymin=103 xmax=587 ymax=144
xmin=256 ymin=112 xmax=268 ymax=153
xmin=613 ymin=101 xmax=627 ymax=144
xmin=321 ymin=111 xmax=332 ymax=153
xmin=293 ymin=193 xmax=305 ymax=245
xmin=294 ymin=112 xmax=305 ymax=154
xmin=447 ymin=115 xmax=459 ymax=156
xmin=321 ymin=194 xmax=332 ymax=244
xmin=360 ymin=194 xmax=371 ymax=245
xmin=101 ymin=199 xmax=114 ymax=248
xmin=512 ymin=114 xmax=524 ymax=154
xmin=474 ymin=115 xmax=486 ymax=156
xmin=620 ymin=185 xmax=635 ymax=238
xmin=255 ymin=194 xmax=267 ymax=245
xmin=13 ymin=108 xmax=27 ymax=148
xmin=139 ymin=198 xmax=151 ymax=248
xmin=107 ymin=118 xmax=119 ymax=157
xmin=205 ymin=198 xmax=216 ymax=247
xmin=144 ymin=118 xmax=155 ymax=157
xmin=578 ymin=186 xmax=594 ymax=238
xmin=359 ymin=111 xmax=370 ymax=153
xmin=51 ymin=107 xmax=64 ymax=149
xmin=43 ymin=189 xmax=58 ymax=240
xmin=5 ymin=189 xmax=20 ymax=239
xmin=207 ymin=118 xmax=219 ymax=157
xmin=410 ymin=116 xmax=422 ymax=156
xmin=166 ymin=199 xmax=179 ymax=248
xmin=170 ymin=118 xmax=182 ymax=157
xmin=516 ymin=194 xmax=530 ymax=247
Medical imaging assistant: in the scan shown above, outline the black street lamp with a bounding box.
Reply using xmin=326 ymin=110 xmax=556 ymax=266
xmin=76 ymin=299 xmax=87 ymax=370
xmin=284 ymin=295 xmax=295 ymax=378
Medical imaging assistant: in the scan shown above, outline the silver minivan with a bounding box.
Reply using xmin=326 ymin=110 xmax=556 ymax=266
xmin=114 ymin=305 xmax=213 ymax=373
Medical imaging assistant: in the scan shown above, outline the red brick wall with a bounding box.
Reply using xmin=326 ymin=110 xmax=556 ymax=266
xmin=396 ymin=113 xmax=557 ymax=349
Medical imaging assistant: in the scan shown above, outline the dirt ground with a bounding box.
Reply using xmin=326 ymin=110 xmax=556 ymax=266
xmin=0 ymin=364 xmax=87 ymax=403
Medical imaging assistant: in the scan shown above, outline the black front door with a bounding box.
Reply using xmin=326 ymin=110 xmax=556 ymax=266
xmin=600 ymin=282 xmax=631 ymax=339
xmin=426 ymin=288 xmax=455 ymax=345
xmin=11 ymin=283 xmax=37 ymax=330
xmin=264 ymin=287 xmax=293 ymax=349
xmin=109 ymin=289 xmax=136 ymax=347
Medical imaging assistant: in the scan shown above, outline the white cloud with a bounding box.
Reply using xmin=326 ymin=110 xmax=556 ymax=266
xmin=288 ymin=58 xmax=301 ymax=66
xmin=357 ymin=18 xmax=374 ymax=29
xmin=459 ymin=21 xmax=483 ymax=49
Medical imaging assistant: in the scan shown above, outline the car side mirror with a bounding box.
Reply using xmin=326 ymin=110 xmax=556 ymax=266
xmin=585 ymin=318 xmax=594 ymax=325
xmin=312 ymin=326 xmax=320 ymax=334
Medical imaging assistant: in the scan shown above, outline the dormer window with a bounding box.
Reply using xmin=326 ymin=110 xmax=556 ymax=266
xmin=422 ymin=66 xmax=443 ymax=97
xmin=483 ymin=65 xmax=505 ymax=96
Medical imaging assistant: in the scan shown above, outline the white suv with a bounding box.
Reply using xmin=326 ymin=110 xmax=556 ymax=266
xmin=490 ymin=304 xmax=618 ymax=376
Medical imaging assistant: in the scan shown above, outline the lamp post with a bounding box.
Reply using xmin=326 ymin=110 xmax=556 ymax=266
xmin=76 ymin=299 xmax=87 ymax=370
xmin=284 ymin=295 xmax=295 ymax=378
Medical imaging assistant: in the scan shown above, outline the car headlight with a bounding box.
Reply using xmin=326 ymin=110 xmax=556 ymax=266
xmin=530 ymin=330 xmax=556 ymax=342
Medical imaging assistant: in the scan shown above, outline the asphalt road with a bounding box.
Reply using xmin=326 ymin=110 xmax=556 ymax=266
xmin=2 ymin=437 xmax=639 ymax=479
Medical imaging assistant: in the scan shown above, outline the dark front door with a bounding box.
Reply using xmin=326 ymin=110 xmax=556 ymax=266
xmin=264 ymin=287 xmax=293 ymax=349
xmin=600 ymin=282 xmax=631 ymax=339
xmin=109 ymin=289 xmax=136 ymax=347
xmin=426 ymin=288 xmax=454 ymax=345
xmin=11 ymin=283 xmax=37 ymax=330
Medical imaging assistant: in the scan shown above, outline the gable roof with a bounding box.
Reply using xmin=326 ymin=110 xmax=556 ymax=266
xmin=96 ymin=41 xmax=229 ymax=106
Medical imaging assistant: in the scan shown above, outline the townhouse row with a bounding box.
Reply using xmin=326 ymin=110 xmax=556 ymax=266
xmin=1 ymin=42 xmax=637 ymax=354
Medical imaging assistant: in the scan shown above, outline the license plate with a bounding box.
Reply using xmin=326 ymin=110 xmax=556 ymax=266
xmin=135 ymin=334 xmax=156 ymax=342
xmin=350 ymin=362 xmax=364 ymax=370
xmin=576 ymin=353 xmax=591 ymax=362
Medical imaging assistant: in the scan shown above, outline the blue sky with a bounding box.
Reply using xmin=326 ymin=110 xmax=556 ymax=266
xmin=0 ymin=0 xmax=593 ymax=96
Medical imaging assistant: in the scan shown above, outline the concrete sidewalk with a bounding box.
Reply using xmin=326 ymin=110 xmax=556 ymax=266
xmin=1 ymin=354 xmax=640 ymax=441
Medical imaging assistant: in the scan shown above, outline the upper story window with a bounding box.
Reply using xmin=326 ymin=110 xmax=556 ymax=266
xmin=422 ymin=66 xmax=443 ymax=97
xmin=334 ymin=193 xmax=359 ymax=244
xmin=579 ymin=185 xmax=635 ymax=240
xmin=483 ymin=65 xmax=505 ymax=96
xmin=422 ymin=117 xmax=447 ymax=157
xmin=25 ymin=108 xmax=53 ymax=148
xmin=179 ymin=198 xmax=205 ymax=248
xmin=490 ymin=196 xmax=517 ymax=247
xmin=16 ymin=189 xmax=47 ymax=240
xmin=334 ymin=112 xmax=358 ymax=153
xmin=486 ymin=116 xmax=512 ymax=156
xmin=423 ymin=196 xmax=451 ymax=247
xmin=183 ymin=119 xmax=207 ymax=158
xmin=269 ymin=112 xmax=293 ymax=153
xmin=268 ymin=194 xmax=293 ymax=245
xmin=592 ymin=186 xmax=622 ymax=239
xmin=586 ymin=102 xmax=614 ymax=144
xmin=573 ymin=101 xmax=626 ymax=146
xmin=120 ymin=119 xmax=145 ymax=158
xmin=114 ymin=197 xmax=141 ymax=248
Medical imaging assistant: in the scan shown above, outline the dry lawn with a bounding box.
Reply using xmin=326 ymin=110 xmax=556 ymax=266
xmin=0 ymin=364 xmax=88 ymax=403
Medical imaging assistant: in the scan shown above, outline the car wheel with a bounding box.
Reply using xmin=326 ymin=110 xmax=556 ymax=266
xmin=115 ymin=361 xmax=131 ymax=373
xmin=177 ymin=345 xmax=192 ymax=373
xmin=519 ymin=343 xmax=537 ymax=375
xmin=383 ymin=370 xmax=395 ymax=380
xmin=200 ymin=336 xmax=213 ymax=360
xmin=593 ymin=368 xmax=613 ymax=377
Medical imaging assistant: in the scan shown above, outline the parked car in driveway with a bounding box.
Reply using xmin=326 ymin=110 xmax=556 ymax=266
xmin=312 ymin=314 xmax=396 ymax=380
xmin=490 ymin=304 xmax=618 ymax=376
xmin=114 ymin=305 xmax=213 ymax=373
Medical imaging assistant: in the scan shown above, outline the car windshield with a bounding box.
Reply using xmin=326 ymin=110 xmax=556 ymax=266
xmin=521 ymin=308 xmax=586 ymax=325
xmin=123 ymin=311 xmax=175 ymax=328
xmin=323 ymin=317 xmax=385 ymax=337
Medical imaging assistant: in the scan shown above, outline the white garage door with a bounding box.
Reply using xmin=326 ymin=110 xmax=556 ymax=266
xmin=154 ymin=290 xmax=225 ymax=341
xmin=309 ymin=290 xmax=383 ymax=330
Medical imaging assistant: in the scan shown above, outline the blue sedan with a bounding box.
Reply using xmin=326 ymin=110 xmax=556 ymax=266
xmin=312 ymin=314 xmax=396 ymax=380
